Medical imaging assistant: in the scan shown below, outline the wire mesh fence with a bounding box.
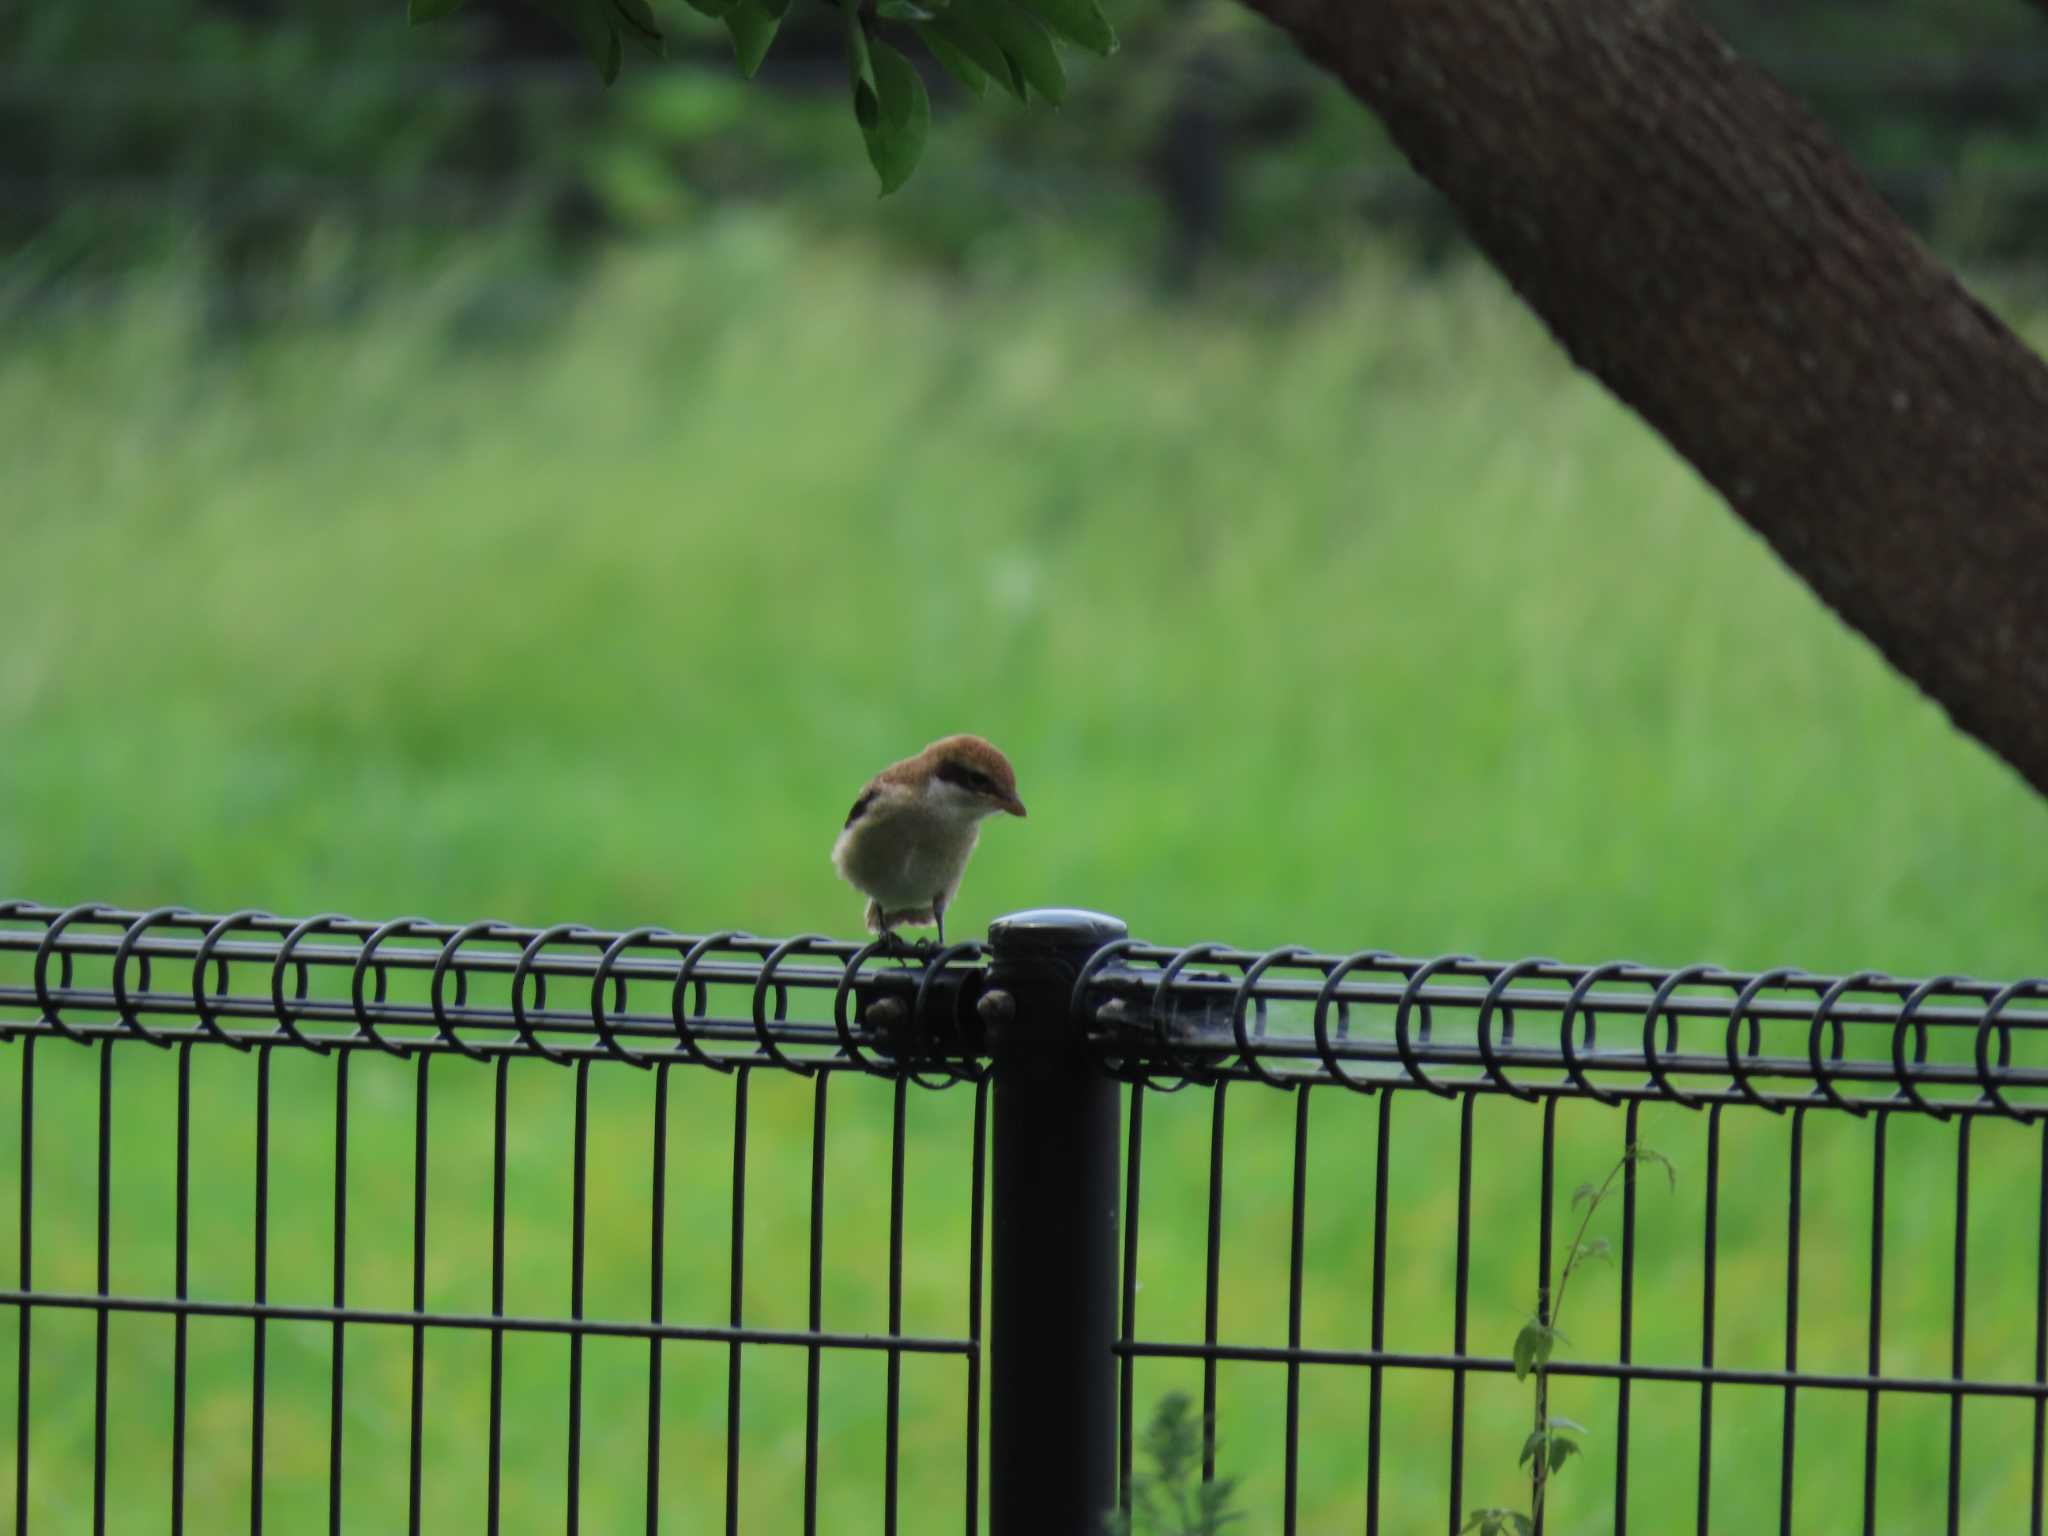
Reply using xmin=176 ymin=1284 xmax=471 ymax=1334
xmin=3 ymin=900 xmax=2046 ymax=1532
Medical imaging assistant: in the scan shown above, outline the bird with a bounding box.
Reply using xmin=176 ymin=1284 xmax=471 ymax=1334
xmin=832 ymin=734 xmax=1028 ymax=948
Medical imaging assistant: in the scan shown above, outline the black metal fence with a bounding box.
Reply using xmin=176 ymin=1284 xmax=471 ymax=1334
xmin=4 ymin=900 xmax=2047 ymax=1533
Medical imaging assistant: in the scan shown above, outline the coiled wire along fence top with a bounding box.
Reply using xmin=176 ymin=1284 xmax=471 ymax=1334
xmin=5 ymin=900 xmax=2048 ymax=1536
xmin=4 ymin=901 xmax=2046 ymax=1108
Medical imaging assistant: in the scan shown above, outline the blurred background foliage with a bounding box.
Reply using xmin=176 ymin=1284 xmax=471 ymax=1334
xmin=11 ymin=0 xmax=2048 ymax=299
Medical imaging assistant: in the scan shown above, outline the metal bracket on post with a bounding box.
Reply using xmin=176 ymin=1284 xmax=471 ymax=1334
xmin=981 ymin=908 xmax=1127 ymax=1536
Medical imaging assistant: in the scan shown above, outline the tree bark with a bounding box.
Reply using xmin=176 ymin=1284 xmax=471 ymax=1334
xmin=1238 ymin=0 xmax=2048 ymax=800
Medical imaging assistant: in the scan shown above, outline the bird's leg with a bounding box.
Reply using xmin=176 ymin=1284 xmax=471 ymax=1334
xmin=869 ymin=900 xmax=904 ymax=959
xmin=933 ymin=898 xmax=946 ymax=950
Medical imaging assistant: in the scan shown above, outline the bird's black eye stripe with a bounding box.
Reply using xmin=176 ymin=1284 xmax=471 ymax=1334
xmin=937 ymin=762 xmax=996 ymax=793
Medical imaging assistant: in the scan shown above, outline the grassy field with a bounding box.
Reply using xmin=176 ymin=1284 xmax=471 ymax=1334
xmin=3 ymin=222 xmax=2047 ymax=1531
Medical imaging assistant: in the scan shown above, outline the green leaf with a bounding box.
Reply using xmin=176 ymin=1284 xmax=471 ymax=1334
xmin=1571 ymin=1180 xmax=1599 ymax=1209
xmin=1572 ymin=1236 xmax=1612 ymax=1266
xmin=1548 ymin=1415 xmax=1588 ymax=1434
xmin=1518 ymin=1429 xmax=1547 ymax=1469
xmin=877 ymin=0 xmax=938 ymax=17
xmin=1015 ymin=0 xmax=1115 ymax=55
xmin=844 ymin=3 xmax=887 ymax=177
xmin=1549 ymin=1434 xmax=1584 ymax=1474
xmin=407 ymin=0 xmax=467 ymax=23
xmin=724 ymin=0 xmax=781 ymax=76
xmin=845 ymin=4 xmax=876 ymax=92
xmin=680 ymin=0 xmax=736 ymax=13
xmin=1512 ymin=1319 xmax=1556 ymax=1381
xmin=914 ymin=23 xmax=988 ymax=96
xmin=862 ymin=55 xmax=929 ymax=177
xmin=965 ymin=0 xmax=1064 ymax=103
xmin=1628 ymin=1143 xmax=1679 ymax=1190
xmin=925 ymin=7 xmax=1025 ymax=100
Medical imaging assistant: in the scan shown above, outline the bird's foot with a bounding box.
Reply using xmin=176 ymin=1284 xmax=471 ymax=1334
xmin=875 ymin=931 xmax=938 ymax=965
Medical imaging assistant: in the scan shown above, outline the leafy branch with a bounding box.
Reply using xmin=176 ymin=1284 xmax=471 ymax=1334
xmin=408 ymin=0 xmax=1118 ymax=193
xmin=1465 ymin=1142 xmax=1674 ymax=1536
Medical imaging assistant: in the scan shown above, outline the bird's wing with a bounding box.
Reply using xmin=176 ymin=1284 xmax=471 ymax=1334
xmin=846 ymin=758 xmax=925 ymax=829
xmin=844 ymin=783 xmax=881 ymax=829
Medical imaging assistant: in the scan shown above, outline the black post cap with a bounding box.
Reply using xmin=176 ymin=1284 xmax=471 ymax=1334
xmin=986 ymin=909 xmax=1128 ymax=954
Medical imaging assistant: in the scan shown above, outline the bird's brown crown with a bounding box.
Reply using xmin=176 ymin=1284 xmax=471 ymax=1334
xmin=917 ymin=735 xmax=1025 ymax=815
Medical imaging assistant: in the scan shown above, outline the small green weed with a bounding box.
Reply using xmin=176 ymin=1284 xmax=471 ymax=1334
xmin=1105 ymin=1392 xmax=1246 ymax=1536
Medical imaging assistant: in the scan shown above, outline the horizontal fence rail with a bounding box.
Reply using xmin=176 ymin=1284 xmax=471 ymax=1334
xmin=4 ymin=902 xmax=2047 ymax=1113
xmin=4 ymin=900 xmax=2047 ymax=1534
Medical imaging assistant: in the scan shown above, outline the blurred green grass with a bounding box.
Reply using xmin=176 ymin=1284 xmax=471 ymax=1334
xmin=3 ymin=221 xmax=2047 ymax=1531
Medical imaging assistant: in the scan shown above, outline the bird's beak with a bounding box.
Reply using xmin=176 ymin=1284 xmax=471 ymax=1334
xmin=1001 ymin=795 xmax=1028 ymax=819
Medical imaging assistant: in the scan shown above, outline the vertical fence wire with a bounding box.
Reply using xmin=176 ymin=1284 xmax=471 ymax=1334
xmin=1949 ymin=1116 xmax=1972 ymax=1536
xmin=1282 ymin=1085 xmax=1310 ymax=1536
xmin=725 ymin=1064 xmax=749 ymax=1536
xmin=804 ymin=1071 xmax=829 ymax=1536
xmin=1615 ymin=1097 xmax=1640 ymax=1535
xmin=409 ymin=1053 xmax=431 ymax=1536
xmin=2035 ymin=1119 xmax=2048 ymax=1536
xmin=1533 ymin=1095 xmax=1557 ymax=1536
xmin=1863 ymin=1109 xmax=1888 ymax=1536
xmin=1779 ymin=1106 xmax=1806 ymax=1536
xmin=328 ymin=1051 xmax=349 ymax=1536
xmin=1697 ymin=1101 xmax=1722 ymax=1536
xmin=1117 ymin=1080 xmax=1145 ymax=1521
xmin=487 ymin=1055 xmax=508 ymax=1536
xmin=172 ymin=1043 xmax=191 ymax=1536
xmin=13 ymin=1039 xmax=30 ymax=1536
xmin=1202 ymin=1080 xmax=1228 ymax=1491
xmin=1448 ymin=1091 xmax=1474 ymax=1531
xmin=92 ymin=1043 xmax=112 ymax=1536
xmin=567 ymin=1059 xmax=590 ymax=1536
xmin=251 ymin=1044 xmax=271 ymax=1536
xmin=885 ymin=1074 xmax=909 ymax=1536
xmin=1367 ymin=1088 xmax=1392 ymax=1536
xmin=964 ymin=1074 xmax=989 ymax=1536
xmin=646 ymin=1061 xmax=669 ymax=1536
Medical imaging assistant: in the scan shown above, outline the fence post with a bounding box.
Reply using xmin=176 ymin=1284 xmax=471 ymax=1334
xmin=981 ymin=907 xmax=1127 ymax=1535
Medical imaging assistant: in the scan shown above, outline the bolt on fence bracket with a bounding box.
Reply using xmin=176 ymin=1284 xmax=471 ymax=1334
xmin=851 ymin=961 xmax=986 ymax=1065
xmin=983 ymin=907 xmax=1127 ymax=1536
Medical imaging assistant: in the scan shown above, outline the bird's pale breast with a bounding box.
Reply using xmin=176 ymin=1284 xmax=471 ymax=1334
xmin=833 ymin=796 xmax=982 ymax=910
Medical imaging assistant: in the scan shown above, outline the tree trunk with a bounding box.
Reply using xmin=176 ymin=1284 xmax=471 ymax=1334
xmin=1239 ymin=0 xmax=2048 ymax=800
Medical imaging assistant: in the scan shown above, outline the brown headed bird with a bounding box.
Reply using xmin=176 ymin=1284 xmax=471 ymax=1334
xmin=831 ymin=735 xmax=1027 ymax=946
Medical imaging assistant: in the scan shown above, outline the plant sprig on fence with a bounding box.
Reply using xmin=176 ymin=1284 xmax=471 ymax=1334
xmin=1466 ymin=1142 xmax=1675 ymax=1536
